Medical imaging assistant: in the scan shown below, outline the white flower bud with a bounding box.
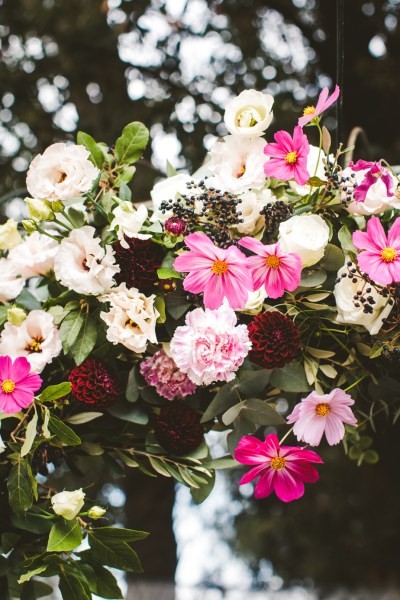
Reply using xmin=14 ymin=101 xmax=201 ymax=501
xmin=88 ymin=506 xmax=107 ymax=520
xmin=6 ymin=307 xmax=27 ymax=326
xmin=51 ymin=489 xmax=85 ymax=520
xmin=0 ymin=219 xmax=22 ymax=251
xmin=224 ymin=90 xmax=274 ymax=137
xmin=25 ymin=197 xmax=54 ymax=222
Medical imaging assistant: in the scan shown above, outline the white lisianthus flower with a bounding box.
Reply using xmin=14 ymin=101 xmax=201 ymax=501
xmin=100 ymin=283 xmax=159 ymax=353
xmin=109 ymin=202 xmax=151 ymax=248
xmin=278 ymin=214 xmax=330 ymax=267
xmin=240 ymin=286 xmax=268 ymax=315
xmin=150 ymin=174 xmax=192 ymax=222
xmin=334 ymin=264 xmax=393 ymax=335
xmin=51 ymin=489 xmax=86 ymax=520
xmin=236 ymin=188 xmax=276 ymax=235
xmin=54 ymin=226 xmax=119 ymax=295
xmin=0 ymin=219 xmax=22 ymax=250
xmin=224 ymin=89 xmax=274 ymax=137
xmin=26 ymin=143 xmax=99 ymax=201
xmin=0 ymin=310 xmax=62 ymax=373
xmin=25 ymin=197 xmax=54 ymax=222
xmin=0 ymin=259 xmax=25 ymax=304
xmin=8 ymin=232 xmax=58 ymax=278
xmin=341 ymin=166 xmax=400 ymax=216
xmin=207 ymin=135 xmax=266 ymax=195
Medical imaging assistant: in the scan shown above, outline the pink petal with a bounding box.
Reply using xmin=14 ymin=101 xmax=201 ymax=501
xmin=9 ymin=357 xmax=32 ymax=382
xmin=184 ymin=232 xmax=217 ymax=256
xmin=238 ymin=237 xmax=266 ymax=255
xmin=254 ymin=468 xmax=275 ymax=499
xmin=388 ymin=218 xmax=400 ymax=248
xmin=366 ymin=217 xmax=389 ymax=249
xmin=286 ymin=461 xmax=320 ymax=484
xmin=273 ymin=130 xmax=295 ymax=154
xmin=174 ymin=253 xmax=213 ymax=273
xmin=274 ymin=469 xmax=305 ymax=502
xmin=238 ymin=463 xmax=268 ymax=485
xmin=352 ymin=231 xmax=381 ymax=252
xmin=324 ymin=414 xmax=345 ymax=445
xmin=203 ymin=275 xmax=225 ymax=310
xmin=234 ymin=435 xmax=271 ymax=465
xmin=0 ymin=355 xmax=13 ymax=379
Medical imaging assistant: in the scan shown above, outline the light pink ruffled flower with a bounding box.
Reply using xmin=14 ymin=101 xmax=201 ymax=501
xmin=352 ymin=216 xmax=400 ymax=285
xmin=263 ymin=126 xmax=310 ymax=186
xmin=234 ymin=433 xmax=323 ymax=502
xmin=287 ymin=388 xmax=357 ymax=447
xmin=298 ymin=85 xmax=340 ymax=127
xmin=239 ymin=237 xmax=302 ymax=299
xmin=0 ymin=355 xmax=42 ymax=414
xmin=140 ymin=349 xmax=197 ymax=401
xmin=170 ymin=302 xmax=251 ymax=386
xmin=173 ymin=232 xmax=252 ymax=310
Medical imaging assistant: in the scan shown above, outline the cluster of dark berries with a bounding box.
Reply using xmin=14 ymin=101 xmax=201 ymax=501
xmin=337 ymin=172 xmax=358 ymax=206
xmin=159 ymin=180 xmax=242 ymax=248
xmin=259 ymin=200 xmax=293 ymax=240
xmin=32 ymin=444 xmax=64 ymax=476
xmin=335 ymin=262 xmax=390 ymax=315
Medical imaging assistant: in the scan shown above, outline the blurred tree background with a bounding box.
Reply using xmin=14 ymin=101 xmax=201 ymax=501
xmin=1 ymin=0 xmax=400 ymax=594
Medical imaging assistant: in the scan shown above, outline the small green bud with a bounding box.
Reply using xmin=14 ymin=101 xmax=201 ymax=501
xmin=88 ymin=505 xmax=107 ymax=520
xmin=25 ymin=197 xmax=54 ymax=222
xmin=7 ymin=307 xmax=27 ymax=326
xmin=21 ymin=219 xmax=38 ymax=234
xmin=50 ymin=200 xmax=65 ymax=213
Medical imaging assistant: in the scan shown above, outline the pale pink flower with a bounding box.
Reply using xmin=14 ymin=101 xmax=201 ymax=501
xmin=238 ymin=237 xmax=302 ymax=299
xmin=0 ymin=355 xmax=42 ymax=414
xmin=234 ymin=434 xmax=323 ymax=502
xmin=298 ymin=85 xmax=340 ymax=127
xmin=170 ymin=302 xmax=251 ymax=386
xmin=140 ymin=349 xmax=196 ymax=401
xmin=287 ymin=389 xmax=357 ymax=447
xmin=8 ymin=232 xmax=58 ymax=278
xmin=263 ymin=126 xmax=310 ymax=186
xmin=352 ymin=216 xmax=400 ymax=285
xmin=174 ymin=232 xmax=253 ymax=310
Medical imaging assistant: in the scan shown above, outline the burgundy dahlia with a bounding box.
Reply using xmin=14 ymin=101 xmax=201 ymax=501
xmin=164 ymin=217 xmax=186 ymax=236
xmin=114 ymin=237 xmax=164 ymax=293
xmin=154 ymin=403 xmax=204 ymax=455
xmin=247 ymin=311 xmax=301 ymax=369
xmin=68 ymin=358 xmax=120 ymax=408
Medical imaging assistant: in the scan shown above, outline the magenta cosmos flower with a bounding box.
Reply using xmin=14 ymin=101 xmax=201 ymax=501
xmin=238 ymin=237 xmax=302 ymax=299
xmin=349 ymin=160 xmax=394 ymax=203
xmin=298 ymin=85 xmax=340 ymax=127
xmin=287 ymin=388 xmax=357 ymax=446
xmin=173 ymin=232 xmax=253 ymax=310
xmin=0 ymin=355 xmax=42 ymax=414
xmin=263 ymin=126 xmax=310 ymax=186
xmin=234 ymin=433 xmax=323 ymax=502
xmin=352 ymin=216 xmax=400 ymax=285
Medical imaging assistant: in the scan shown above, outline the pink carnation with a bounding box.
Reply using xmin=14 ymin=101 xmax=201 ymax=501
xmin=140 ymin=349 xmax=197 ymax=401
xmin=0 ymin=355 xmax=42 ymax=414
xmin=170 ymin=302 xmax=251 ymax=386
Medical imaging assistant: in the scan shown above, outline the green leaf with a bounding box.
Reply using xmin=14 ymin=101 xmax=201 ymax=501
xmin=48 ymin=415 xmax=81 ymax=446
xmin=200 ymin=380 xmax=238 ymax=423
xmin=322 ymin=125 xmax=331 ymax=154
xmin=222 ymin=403 xmax=245 ymax=426
xmin=39 ymin=382 xmax=72 ymax=403
xmin=1 ymin=532 xmax=20 ymax=553
xmin=59 ymin=569 xmax=91 ymax=600
xmin=155 ymin=295 xmax=166 ymax=324
xmin=114 ymin=122 xmax=149 ymax=164
xmin=299 ymin=268 xmax=327 ymax=288
xmin=237 ymin=369 xmax=271 ymax=397
xmin=67 ymin=206 xmax=87 ymax=228
xmin=165 ymin=296 xmax=191 ymax=320
xmin=363 ymin=449 xmax=379 ymax=464
xmin=20 ymin=412 xmax=38 ymax=457
xmin=88 ymin=532 xmax=143 ymax=572
xmin=157 ymin=266 xmax=181 ymax=280
xmin=308 ymin=176 xmax=326 ymax=187
xmin=270 ymin=363 xmax=311 ymax=393
xmin=77 ymin=131 xmax=104 ymax=169
xmin=203 ymin=455 xmax=239 ymax=470
xmin=70 ymin=316 xmax=98 ymax=365
xmin=166 ymin=160 xmax=178 ymax=177
xmin=148 ymin=456 xmax=172 ymax=477
xmin=320 ymin=243 xmax=345 ymax=272
xmin=114 ymin=165 xmax=136 ymax=186
xmin=80 ymin=441 xmax=104 ymax=455
xmin=107 ymin=403 xmax=148 ymax=425
xmin=18 ymin=566 xmax=47 ymax=584
xmin=65 ymin=412 xmax=103 ymax=425
xmin=41 ymin=406 xmax=51 ymax=438
xmin=85 ymin=565 xmax=124 ymax=599
xmin=126 ymin=366 xmax=139 ymax=403
xmin=92 ymin=526 xmax=148 ymax=543
xmin=191 ymin=471 xmax=215 ymax=504
xmin=59 ymin=310 xmax=85 ymax=352
xmin=47 ymin=519 xmax=82 ymax=552
xmin=242 ymin=398 xmax=285 ymax=425
xmin=7 ymin=461 xmax=33 ymax=516
xmin=338 ymin=225 xmax=356 ymax=254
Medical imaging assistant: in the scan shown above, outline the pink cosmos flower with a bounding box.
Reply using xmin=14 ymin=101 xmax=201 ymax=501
xmin=349 ymin=160 xmax=394 ymax=203
xmin=287 ymin=388 xmax=357 ymax=446
xmin=263 ymin=126 xmax=310 ymax=186
xmin=140 ymin=349 xmax=197 ymax=401
xmin=298 ymin=85 xmax=340 ymax=127
xmin=173 ymin=232 xmax=253 ymax=310
xmin=238 ymin=237 xmax=302 ymax=299
xmin=352 ymin=216 xmax=400 ymax=285
xmin=234 ymin=433 xmax=323 ymax=502
xmin=0 ymin=355 xmax=42 ymax=414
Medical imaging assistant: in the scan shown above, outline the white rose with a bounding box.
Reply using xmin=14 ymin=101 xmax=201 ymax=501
xmin=0 ymin=259 xmax=25 ymax=304
xmin=224 ymin=89 xmax=274 ymax=137
xmin=54 ymin=226 xmax=119 ymax=295
xmin=342 ymin=166 xmax=400 ymax=216
xmin=150 ymin=174 xmax=192 ymax=223
xmin=26 ymin=143 xmax=99 ymax=201
xmin=51 ymin=489 xmax=85 ymax=520
xmin=278 ymin=214 xmax=330 ymax=267
xmin=0 ymin=310 xmax=62 ymax=373
xmin=240 ymin=286 xmax=268 ymax=315
xmin=334 ymin=263 xmax=393 ymax=335
xmin=8 ymin=232 xmax=58 ymax=278
xmin=236 ymin=188 xmax=275 ymax=235
xmin=207 ymin=135 xmax=266 ymax=195
xmin=0 ymin=219 xmax=22 ymax=250
xmin=109 ymin=202 xmax=151 ymax=247
xmin=100 ymin=283 xmax=159 ymax=353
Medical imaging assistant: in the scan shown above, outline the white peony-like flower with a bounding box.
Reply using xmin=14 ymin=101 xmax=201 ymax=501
xmin=8 ymin=232 xmax=58 ymax=278
xmin=224 ymin=89 xmax=274 ymax=137
xmin=26 ymin=143 xmax=99 ymax=201
xmin=54 ymin=226 xmax=119 ymax=295
xmin=207 ymin=135 xmax=266 ymax=195
xmin=100 ymin=283 xmax=159 ymax=353
xmin=0 ymin=259 xmax=25 ymax=304
xmin=236 ymin=188 xmax=276 ymax=235
xmin=240 ymin=285 xmax=268 ymax=315
xmin=51 ymin=489 xmax=85 ymax=520
xmin=109 ymin=202 xmax=151 ymax=248
xmin=278 ymin=214 xmax=330 ymax=267
xmin=0 ymin=310 xmax=62 ymax=373
xmin=150 ymin=174 xmax=192 ymax=222
xmin=342 ymin=166 xmax=400 ymax=216
xmin=0 ymin=219 xmax=22 ymax=250
xmin=334 ymin=263 xmax=393 ymax=335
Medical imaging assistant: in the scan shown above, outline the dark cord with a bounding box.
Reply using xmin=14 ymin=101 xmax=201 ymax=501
xmin=336 ymin=0 xmax=345 ymax=148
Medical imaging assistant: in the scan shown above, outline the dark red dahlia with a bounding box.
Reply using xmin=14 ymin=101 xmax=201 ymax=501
xmin=114 ymin=237 xmax=164 ymax=293
xmin=247 ymin=311 xmax=301 ymax=369
xmin=68 ymin=358 xmax=119 ymax=408
xmin=154 ymin=403 xmax=204 ymax=455
xmin=164 ymin=217 xmax=186 ymax=236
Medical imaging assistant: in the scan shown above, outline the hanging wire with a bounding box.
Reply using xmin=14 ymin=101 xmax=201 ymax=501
xmin=336 ymin=0 xmax=345 ymax=147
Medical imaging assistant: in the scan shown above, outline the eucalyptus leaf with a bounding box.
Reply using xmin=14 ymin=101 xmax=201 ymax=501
xmin=270 ymin=363 xmax=311 ymax=393
xmin=222 ymin=403 xmax=245 ymax=426
xmin=320 ymin=243 xmax=345 ymax=272
xmin=126 ymin=366 xmax=139 ymax=403
xmin=242 ymin=398 xmax=285 ymax=425
xmin=21 ymin=413 xmax=38 ymax=457
xmin=65 ymin=412 xmax=103 ymax=425
xmin=200 ymin=380 xmax=239 ymax=423
xmin=107 ymin=403 xmax=149 ymax=425
xmin=299 ymin=268 xmax=327 ymax=288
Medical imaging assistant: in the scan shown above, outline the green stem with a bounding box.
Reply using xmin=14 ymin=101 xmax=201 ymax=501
xmin=36 ymin=226 xmax=60 ymax=242
xmin=343 ymin=374 xmax=368 ymax=393
xmin=279 ymin=427 xmax=294 ymax=445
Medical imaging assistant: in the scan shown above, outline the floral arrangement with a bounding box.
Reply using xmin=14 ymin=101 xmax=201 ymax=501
xmin=1 ymin=83 xmax=400 ymax=598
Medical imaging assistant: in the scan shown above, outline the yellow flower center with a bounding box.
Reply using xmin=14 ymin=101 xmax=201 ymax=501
xmin=28 ymin=337 xmax=44 ymax=353
xmin=265 ymin=255 xmax=281 ymax=269
xmin=285 ymin=151 xmax=298 ymax=165
xmin=270 ymin=456 xmax=286 ymax=471
xmin=211 ymin=259 xmax=229 ymax=275
xmin=315 ymin=403 xmax=330 ymax=417
xmin=303 ymin=105 xmax=316 ymax=116
xmin=1 ymin=379 xmax=16 ymax=394
xmin=380 ymin=247 xmax=397 ymax=263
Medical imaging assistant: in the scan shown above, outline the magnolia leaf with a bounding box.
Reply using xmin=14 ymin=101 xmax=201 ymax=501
xmin=77 ymin=131 xmax=104 ymax=168
xmin=70 ymin=316 xmax=98 ymax=366
xmin=65 ymin=412 xmax=103 ymax=425
xmin=7 ymin=461 xmax=33 ymax=515
xmin=39 ymin=382 xmax=72 ymax=403
xmin=47 ymin=519 xmax=82 ymax=552
xmin=114 ymin=122 xmax=149 ymax=164
xmin=18 ymin=566 xmax=47 ymax=584
xmin=319 ymin=364 xmax=337 ymax=378
xmin=48 ymin=415 xmax=81 ymax=446
xmin=88 ymin=533 xmax=143 ymax=572
xmin=59 ymin=569 xmax=91 ymax=600
xmin=322 ymin=125 xmax=331 ymax=154
xmin=21 ymin=412 xmax=38 ymax=457
xmin=92 ymin=527 xmax=148 ymax=543
xmin=59 ymin=310 xmax=85 ymax=352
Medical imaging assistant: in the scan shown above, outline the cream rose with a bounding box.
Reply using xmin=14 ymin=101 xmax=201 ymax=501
xmin=51 ymin=489 xmax=85 ymax=520
xmin=0 ymin=259 xmax=25 ymax=304
xmin=236 ymin=189 xmax=276 ymax=235
xmin=278 ymin=214 xmax=330 ymax=267
xmin=26 ymin=143 xmax=99 ymax=201
xmin=8 ymin=232 xmax=58 ymax=278
xmin=224 ymin=90 xmax=274 ymax=137
xmin=334 ymin=264 xmax=393 ymax=335
xmin=240 ymin=286 xmax=268 ymax=315
xmin=0 ymin=219 xmax=22 ymax=250
xmin=109 ymin=202 xmax=151 ymax=247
